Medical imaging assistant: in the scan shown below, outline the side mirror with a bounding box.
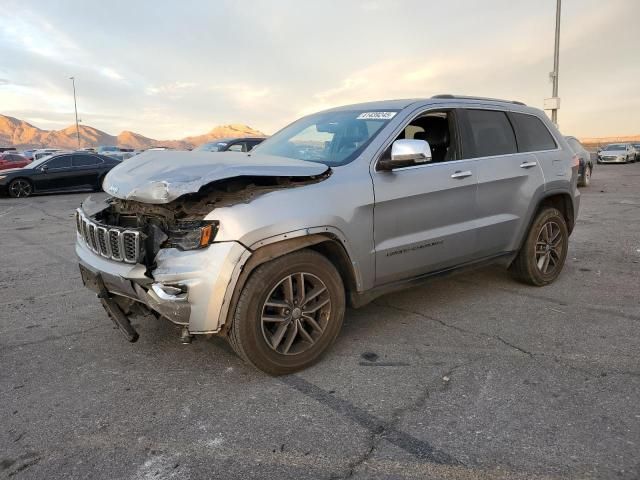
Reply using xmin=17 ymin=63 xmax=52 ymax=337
xmin=40 ymin=165 xmax=48 ymax=172
xmin=379 ymin=139 xmax=432 ymax=171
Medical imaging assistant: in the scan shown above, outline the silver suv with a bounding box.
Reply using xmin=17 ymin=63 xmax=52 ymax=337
xmin=76 ymin=95 xmax=580 ymax=374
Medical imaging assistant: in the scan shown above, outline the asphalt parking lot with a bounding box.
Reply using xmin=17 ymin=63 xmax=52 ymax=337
xmin=1 ymin=163 xmax=639 ymax=480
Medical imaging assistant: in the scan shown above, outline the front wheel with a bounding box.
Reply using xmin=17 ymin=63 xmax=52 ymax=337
xmin=94 ymin=175 xmax=105 ymax=192
xmin=8 ymin=178 xmax=33 ymax=198
xmin=510 ymin=207 xmax=569 ymax=286
xmin=228 ymin=249 xmax=345 ymax=375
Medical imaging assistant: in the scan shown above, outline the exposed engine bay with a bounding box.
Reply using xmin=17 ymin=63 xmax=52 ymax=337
xmin=84 ymin=173 xmax=331 ymax=270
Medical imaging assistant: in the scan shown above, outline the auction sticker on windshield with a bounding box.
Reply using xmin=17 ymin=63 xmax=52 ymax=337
xmin=356 ymin=112 xmax=397 ymax=120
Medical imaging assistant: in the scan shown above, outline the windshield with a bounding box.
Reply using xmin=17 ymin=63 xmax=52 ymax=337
xmin=253 ymin=110 xmax=398 ymax=166
xmin=604 ymin=144 xmax=626 ymax=151
xmin=28 ymin=155 xmax=57 ymax=169
xmin=195 ymin=141 xmax=229 ymax=152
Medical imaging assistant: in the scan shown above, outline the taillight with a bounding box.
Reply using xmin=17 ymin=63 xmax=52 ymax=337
xmin=571 ymin=154 xmax=580 ymax=168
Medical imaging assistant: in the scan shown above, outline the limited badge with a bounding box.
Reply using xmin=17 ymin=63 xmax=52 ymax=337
xmin=356 ymin=112 xmax=397 ymax=120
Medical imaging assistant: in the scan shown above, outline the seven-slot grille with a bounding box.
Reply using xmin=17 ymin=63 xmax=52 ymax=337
xmin=76 ymin=209 xmax=141 ymax=263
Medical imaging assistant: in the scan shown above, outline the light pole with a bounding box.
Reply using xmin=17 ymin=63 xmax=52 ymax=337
xmin=69 ymin=76 xmax=81 ymax=148
xmin=549 ymin=0 xmax=561 ymax=125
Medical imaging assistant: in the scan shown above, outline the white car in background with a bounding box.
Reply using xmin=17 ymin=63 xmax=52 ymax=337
xmin=597 ymin=144 xmax=635 ymax=164
xmin=33 ymin=148 xmax=64 ymax=161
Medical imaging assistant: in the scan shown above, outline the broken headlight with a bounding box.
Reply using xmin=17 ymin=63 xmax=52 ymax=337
xmin=164 ymin=221 xmax=219 ymax=251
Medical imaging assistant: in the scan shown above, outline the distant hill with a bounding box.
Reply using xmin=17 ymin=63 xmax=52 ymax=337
xmin=579 ymin=134 xmax=640 ymax=150
xmin=0 ymin=114 xmax=265 ymax=150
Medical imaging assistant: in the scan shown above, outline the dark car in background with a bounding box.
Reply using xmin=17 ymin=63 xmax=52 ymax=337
xmin=0 ymin=152 xmax=31 ymax=171
xmin=565 ymin=136 xmax=593 ymax=187
xmin=0 ymin=152 xmax=120 ymax=198
xmin=195 ymin=137 xmax=265 ymax=153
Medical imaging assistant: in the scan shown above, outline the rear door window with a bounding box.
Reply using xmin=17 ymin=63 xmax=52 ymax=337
xmin=464 ymin=109 xmax=517 ymax=157
xmin=566 ymin=138 xmax=582 ymax=153
xmin=509 ymin=113 xmax=557 ymax=152
xmin=72 ymin=155 xmax=103 ymax=167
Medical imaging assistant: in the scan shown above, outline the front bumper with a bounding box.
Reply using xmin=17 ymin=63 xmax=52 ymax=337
xmin=598 ymin=156 xmax=626 ymax=163
xmin=76 ymin=238 xmax=249 ymax=334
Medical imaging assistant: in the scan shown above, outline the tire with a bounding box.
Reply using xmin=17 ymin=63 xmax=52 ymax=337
xmin=228 ymin=249 xmax=345 ymax=375
xmin=8 ymin=178 xmax=33 ymax=198
xmin=95 ymin=175 xmax=105 ymax=192
xmin=509 ymin=207 xmax=569 ymax=286
xmin=578 ymin=166 xmax=591 ymax=187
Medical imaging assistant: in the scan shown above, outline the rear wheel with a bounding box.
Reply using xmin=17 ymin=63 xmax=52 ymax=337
xmin=228 ymin=249 xmax=345 ymax=375
xmin=8 ymin=178 xmax=33 ymax=198
xmin=578 ymin=166 xmax=591 ymax=187
xmin=510 ymin=207 xmax=568 ymax=286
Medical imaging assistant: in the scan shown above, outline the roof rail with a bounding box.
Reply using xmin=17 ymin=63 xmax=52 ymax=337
xmin=431 ymin=94 xmax=526 ymax=106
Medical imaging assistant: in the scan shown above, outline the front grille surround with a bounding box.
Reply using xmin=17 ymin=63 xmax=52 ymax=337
xmin=76 ymin=209 xmax=142 ymax=264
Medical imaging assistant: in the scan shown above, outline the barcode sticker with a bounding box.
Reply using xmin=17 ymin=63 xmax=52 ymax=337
xmin=356 ymin=111 xmax=397 ymax=120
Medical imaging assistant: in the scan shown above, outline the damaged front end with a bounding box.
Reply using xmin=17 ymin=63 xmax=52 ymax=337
xmin=75 ymin=167 xmax=331 ymax=342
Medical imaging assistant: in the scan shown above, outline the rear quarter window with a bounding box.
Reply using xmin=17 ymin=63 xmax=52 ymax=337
xmin=510 ymin=112 xmax=557 ymax=152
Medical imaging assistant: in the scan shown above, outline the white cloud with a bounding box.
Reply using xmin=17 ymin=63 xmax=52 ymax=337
xmin=209 ymin=84 xmax=272 ymax=104
xmin=99 ymin=67 xmax=124 ymax=81
xmin=146 ymin=82 xmax=198 ymax=96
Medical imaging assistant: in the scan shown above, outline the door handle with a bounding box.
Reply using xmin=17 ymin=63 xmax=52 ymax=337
xmin=451 ymin=170 xmax=472 ymax=179
xmin=519 ymin=161 xmax=537 ymax=169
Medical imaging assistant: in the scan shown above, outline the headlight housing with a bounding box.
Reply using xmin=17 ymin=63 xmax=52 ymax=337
xmin=164 ymin=221 xmax=219 ymax=251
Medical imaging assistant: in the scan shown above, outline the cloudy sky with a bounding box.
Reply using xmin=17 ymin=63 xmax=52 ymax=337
xmin=1 ymin=0 xmax=638 ymax=139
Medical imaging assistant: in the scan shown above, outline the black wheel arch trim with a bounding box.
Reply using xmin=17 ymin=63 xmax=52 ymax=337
xmin=513 ymin=190 xmax=576 ymax=259
xmin=222 ymin=234 xmax=358 ymax=334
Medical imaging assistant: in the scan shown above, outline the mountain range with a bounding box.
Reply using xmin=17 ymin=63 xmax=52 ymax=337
xmin=2 ymin=113 xmax=638 ymax=152
xmin=0 ymin=114 xmax=266 ymax=150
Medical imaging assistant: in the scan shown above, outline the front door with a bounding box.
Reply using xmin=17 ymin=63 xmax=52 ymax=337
xmin=38 ymin=155 xmax=75 ymax=190
xmin=371 ymin=109 xmax=479 ymax=285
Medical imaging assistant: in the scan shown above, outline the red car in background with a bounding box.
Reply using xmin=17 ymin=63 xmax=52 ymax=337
xmin=0 ymin=152 xmax=31 ymax=171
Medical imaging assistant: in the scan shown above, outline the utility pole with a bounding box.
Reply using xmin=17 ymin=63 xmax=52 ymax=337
xmin=69 ymin=76 xmax=81 ymax=148
xmin=545 ymin=0 xmax=562 ymax=125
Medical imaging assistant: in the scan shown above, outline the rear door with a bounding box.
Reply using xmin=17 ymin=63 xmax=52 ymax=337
xmin=372 ymin=108 xmax=480 ymax=285
xmin=72 ymin=154 xmax=104 ymax=188
xmin=459 ymin=108 xmax=546 ymax=257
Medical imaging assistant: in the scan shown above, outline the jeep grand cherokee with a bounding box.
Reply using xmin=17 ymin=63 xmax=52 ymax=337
xmin=76 ymin=95 xmax=580 ymax=375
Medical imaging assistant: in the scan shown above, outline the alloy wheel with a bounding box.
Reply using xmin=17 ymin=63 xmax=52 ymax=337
xmin=534 ymin=220 xmax=564 ymax=275
xmin=9 ymin=180 xmax=32 ymax=197
xmin=261 ymin=272 xmax=331 ymax=355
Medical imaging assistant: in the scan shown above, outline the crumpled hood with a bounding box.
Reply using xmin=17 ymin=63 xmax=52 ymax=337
xmin=102 ymin=150 xmax=329 ymax=204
